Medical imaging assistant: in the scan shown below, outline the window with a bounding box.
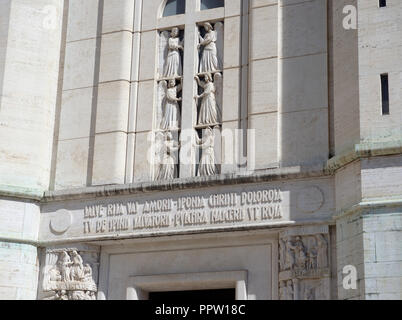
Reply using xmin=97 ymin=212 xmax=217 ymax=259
xmin=381 ymin=74 xmax=389 ymax=115
xmin=379 ymin=0 xmax=386 ymax=7
xmin=163 ymin=0 xmax=186 ymax=17
xmin=201 ymin=0 xmax=225 ymax=10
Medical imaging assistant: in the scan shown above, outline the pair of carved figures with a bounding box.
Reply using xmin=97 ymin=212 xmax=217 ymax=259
xmin=154 ymin=127 xmax=218 ymax=180
xmin=52 ymin=251 xmax=93 ymax=283
xmin=279 ymin=234 xmax=328 ymax=272
xmin=158 ymin=75 xmax=222 ymax=130
xmin=161 ymin=23 xmax=222 ymax=77
xmin=45 ymin=251 xmax=96 ymax=300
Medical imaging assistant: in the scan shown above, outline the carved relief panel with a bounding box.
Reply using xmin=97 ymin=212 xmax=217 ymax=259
xmin=39 ymin=245 xmax=100 ymax=300
xmin=278 ymin=226 xmax=331 ymax=300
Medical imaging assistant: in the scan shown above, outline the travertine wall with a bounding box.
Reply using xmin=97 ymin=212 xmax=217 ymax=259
xmin=328 ymin=0 xmax=360 ymax=156
xmin=0 ymin=0 xmax=63 ymax=299
xmin=336 ymin=155 xmax=402 ymax=300
xmin=279 ymin=0 xmax=329 ymax=167
xmin=357 ymin=0 xmax=402 ymax=144
xmin=0 ymin=0 xmax=63 ymax=193
xmin=248 ymin=0 xmax=278 ymax=170
xmin=0 ymin=199 xmax=41 ymax=299
xmin=55 ymin=0 xmax=135 ymax=189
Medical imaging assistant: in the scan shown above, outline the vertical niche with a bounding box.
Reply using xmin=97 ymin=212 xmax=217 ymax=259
xmin=153 ymin=27 xmax=185 ymax=181
xmin=194 ymin=21 xmax=224 ymax=177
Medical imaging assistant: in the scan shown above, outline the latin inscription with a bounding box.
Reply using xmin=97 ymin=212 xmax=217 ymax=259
xmin=83 ymin=189 xmax=283 ymax=235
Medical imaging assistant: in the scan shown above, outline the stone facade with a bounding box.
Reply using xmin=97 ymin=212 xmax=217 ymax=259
xmin=0 ymin=0 xmax=401 ymax=300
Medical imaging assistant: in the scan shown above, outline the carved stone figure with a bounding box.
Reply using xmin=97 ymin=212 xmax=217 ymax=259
xmin=155 ymin=132 xmax=180 ymax=181
xmin=57 ymin=251 xmax=72 ymax=282
xmin=70 ymin=250 xmax=84 ymax=281
xmin=160 ymin=79 xmax=182 ymax=130
xmin=164 ymin=27 xmax=183 ymax=78
xmin=288 ymin=236 xmax=307 ymax=269
xmin=195 ymin=127 xmax=217 ymax=176
xmin=198 ymin=23 xmax=219 ymax=73
xmin=316 ymin=234 xmax=328 ymax=269
xmin=83 ymin=263 xmax=93 ymax=282
xmin=308 ymin=246 xmax=317 ymax=270
xmin=195 ymin=73 xmax=222 ymax=125
xmin=285 ymin=238 xmax=296 ymax=270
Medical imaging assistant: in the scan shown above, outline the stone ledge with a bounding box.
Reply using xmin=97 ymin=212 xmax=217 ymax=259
xmin=43 ymin=165 xmax=327 ymax=202
xmin=326 ymin=140 xmax=402 ymax=174
xmin=0 ymin=185 xmax=43 ymax=201
xmin=334 ymin=199 xmax=402 ymax=221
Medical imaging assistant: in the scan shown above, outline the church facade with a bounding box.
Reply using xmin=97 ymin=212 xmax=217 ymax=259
xmin=0 ymin=0 xmax=401 ymax=300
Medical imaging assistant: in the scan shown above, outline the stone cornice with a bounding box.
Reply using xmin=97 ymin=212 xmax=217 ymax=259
xmin=334 ymin=198 xmax=402 ymax=221
xmin=0 ymin=184 xmax=43 ymax=201
xmin=42 ymin=166 xmax=328 ymax=202
xmin=1 ymin=141 xmax=401 ymax=203
xmin=326 ymin=140 xmax=402 ymax=174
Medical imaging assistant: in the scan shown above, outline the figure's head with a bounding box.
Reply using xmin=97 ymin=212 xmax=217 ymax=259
xmin=204 ymin=73 xmax=212 ymax=82
xmin=203 ymin=22 xmax=213 ymax=32
xmin=171 ymin=27 xmax=179 ymax=37
xmin=168 ymin=79 xmax=176 ymax=87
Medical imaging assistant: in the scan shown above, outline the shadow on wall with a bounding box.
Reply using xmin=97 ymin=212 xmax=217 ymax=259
xmin=0 ymin=0 xmax=12 ymax=113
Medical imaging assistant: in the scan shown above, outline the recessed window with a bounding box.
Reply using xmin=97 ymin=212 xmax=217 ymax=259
xmin=381 ymin=74 xmax=390 ymax=115
xmin=201 ymin=0 xmax=225 ymax=10
xmin=163 ymin=0 xmax=186 ymax=17
xmin=379 ymin=0 xmax=386 ymax=7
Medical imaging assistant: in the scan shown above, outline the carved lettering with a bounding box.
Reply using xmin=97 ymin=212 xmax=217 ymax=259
xmin=82 ymin=189 xmax=286 ymax=235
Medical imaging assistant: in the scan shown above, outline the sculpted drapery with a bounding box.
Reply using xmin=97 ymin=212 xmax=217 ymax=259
xmin=164 ymin=27 xmax=183 ymax=78
xmin=198 ymin=22 xmax=219 ymax=73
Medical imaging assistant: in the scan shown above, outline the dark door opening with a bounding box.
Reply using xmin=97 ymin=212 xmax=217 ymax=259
xmin=149 ymin=288 xmax=236 ymax=301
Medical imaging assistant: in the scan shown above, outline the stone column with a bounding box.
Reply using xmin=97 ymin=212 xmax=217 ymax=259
xmin=0 ymin=0 xmax=64 ymax=300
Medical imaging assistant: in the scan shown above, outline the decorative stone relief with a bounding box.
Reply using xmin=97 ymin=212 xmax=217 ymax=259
xmin=198 ymin=22 xmax=223 ymax=73
xmin=160 ymin=27 xmax=184 ymax=79
xmin=41 ymin=247 xmax=99 ymax=300
xmin=194 ymin=127 xmax=218 ymax=176
xmin=195 ymin=73 xmax=222 ymax=126
xmin=155 ymin=131 xmax=180 ymax=180
xmin=49 ymin=209 xmax=72 ymax=235
xmin=279 ymin=226 xmax=330 ymax=300
xmin=159 ymin=79 xmax=182 ymax=131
